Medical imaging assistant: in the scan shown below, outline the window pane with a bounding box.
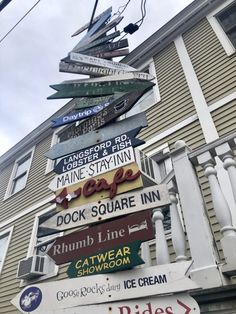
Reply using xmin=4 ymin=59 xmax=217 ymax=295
xmin=217 ymin=2 xmax=236 ymax=48
xmin=0 ymin=234 xmax=9 ymax=262
xmin=12 ymin=174 xmax=27 ymax=194
xmin=15 ymin=154 xmax=31 ymax=177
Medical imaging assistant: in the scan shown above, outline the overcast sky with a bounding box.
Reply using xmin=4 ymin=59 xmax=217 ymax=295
xmin=0 ymin=0 xmax=193 ymax=156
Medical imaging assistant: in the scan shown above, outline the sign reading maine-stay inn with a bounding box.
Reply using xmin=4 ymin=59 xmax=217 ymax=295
xmin=11 ymin=261 xmax=199 ymax=313
xmin=47 ymin=210 xmax=154 ymax=265
xmin=40 ymin=185 xmax=170 ymax=232
xmin=48 ymin=147 xmax=135 ymax=191
xmin=67 ymin=241 xmax=144 ymax=278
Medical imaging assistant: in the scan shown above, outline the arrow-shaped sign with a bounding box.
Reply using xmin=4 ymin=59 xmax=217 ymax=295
xmin=48 ymin=147 xmax=135 ymax=191
xmin=77 ymin=7 xmax=111 ymax=45
xmin=51 ymin=100 xmax=111 ymax=128
xmin=72 ymin=30 xmax=121 ymax=53
xmin=11 ymin=262 xmax=199 ymax=313
xmin=81 ymin=39 xmax=129 ymax=56
xmin=70 ymin=51 xmax=136 ymax=71
xmin=40 ymin=184 xmax=170 ymax=231
xmin=47 ymin=210 xmax=154 ymax=265
xmin=72 ymin=16 xmax=124 ymax=52
xmin=71 ymin=7 xmax=112 ymax=37
xmin=67 ymin=241 xmax=144 ymax=278
xmin=48 ymin=79 xmax=154 ymax=99
xmin=45 ymin=112 xmax=147 ymax=160
xmin=53 ymin=128 xmax=144 ymax=174
xmin=61 ymin=89 xmax=151 ymax=136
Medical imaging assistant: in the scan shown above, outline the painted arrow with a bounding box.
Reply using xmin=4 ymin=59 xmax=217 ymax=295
xmin=48 ymin=79 xmax=154 ymax=99
xmin=177 ymin=299 xmax=192 ymax=314
xmin=67 ymin=241 xmax=144 ymax=278
xmin=45 ymin=112 xmax=147 ymax=160
xmin=62 ymin=89 xmax=152 ymax=136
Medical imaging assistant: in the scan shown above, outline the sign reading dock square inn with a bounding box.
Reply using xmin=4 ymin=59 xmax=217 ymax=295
xmin=40 ymin=185 xmax=170 ymax=231
xmin=11 ymin=261 xmax=199 ymax=313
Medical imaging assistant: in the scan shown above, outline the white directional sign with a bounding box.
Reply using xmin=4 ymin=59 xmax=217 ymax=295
xmin=63 ymin=72 xmax=155 ymax=84
xmin=48 ymin=147 xmax=135 ymax=191
xmin=40 ymin=184 xmax=171 ymax=231
xmin=41 ymin=293 xmax=200 ymax=314
xmin=69 ymin=52 xmax=136 ymax=72
xmin=11 ymin=261 xmax=199 ymax=313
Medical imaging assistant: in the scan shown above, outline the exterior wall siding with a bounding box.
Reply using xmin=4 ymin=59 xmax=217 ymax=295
xmin=140 ymin=42 xmax=197 ymax=141
xmin=0 ymin=135 xmax=54 ymax=222
xmin=183 ymin=18 xmax=236 ymax=106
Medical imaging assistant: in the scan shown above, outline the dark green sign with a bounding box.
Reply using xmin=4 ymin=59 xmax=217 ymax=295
xmin=47 ymin=80 xmax=155 ymax=99
xmin=67 ymin=241 xmax=144 ymax=278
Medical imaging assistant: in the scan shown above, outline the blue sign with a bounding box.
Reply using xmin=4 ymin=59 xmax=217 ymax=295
xmin=19 ymin=286 xmax=42 ymax=312
xmin=53 ymin=128 xmax=144 ymax=174
xmin=51 ymin=99 xmax=111 ymax=128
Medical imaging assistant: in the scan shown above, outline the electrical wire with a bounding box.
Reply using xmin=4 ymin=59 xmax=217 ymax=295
xmin=113 ymin=0 xmax=132 ymax=18
xmin=0 ymin=0 xmax=41 ymax=44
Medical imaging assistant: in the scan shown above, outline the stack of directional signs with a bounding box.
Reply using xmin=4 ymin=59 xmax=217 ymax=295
xmin=11 ymin=7 xmax=200 ymax=314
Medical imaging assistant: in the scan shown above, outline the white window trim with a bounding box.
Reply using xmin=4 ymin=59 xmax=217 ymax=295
xmin=207 ymin=0 xmax=236 ymax=56
xmin=4 ymin=147 xmax=35 ymax=200
xmin=45 ymin=125 xmax=65 ymax=174
xmin=0 ymin=226 xmax=14 ymax=274
xmin=20 ymin=204 xmax=62 ymax=287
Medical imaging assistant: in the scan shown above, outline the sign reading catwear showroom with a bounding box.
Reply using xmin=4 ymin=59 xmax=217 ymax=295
xmin=11 ymin=262 xmax=199 ymax=313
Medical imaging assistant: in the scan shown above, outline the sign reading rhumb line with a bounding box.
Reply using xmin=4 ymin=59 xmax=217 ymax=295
xmin=46 ymin=210 xmax=154 ymax=265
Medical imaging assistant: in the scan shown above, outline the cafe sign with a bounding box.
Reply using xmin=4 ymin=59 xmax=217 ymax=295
xmin=51 ymin=163 xmax=143 ymax=209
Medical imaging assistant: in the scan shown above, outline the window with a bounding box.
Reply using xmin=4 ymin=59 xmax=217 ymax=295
xmin=207 ymin=0 xmax=236 ymax=56
xmin=5 ymin=148 xmax=34 ymax=198
xmin=216 ymin=1 xmax=236 ymax=48
xmin=0 ymin=227 xmax=14 ymax=274
xmin=20 ymin=205 xmax=62 ymax=286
